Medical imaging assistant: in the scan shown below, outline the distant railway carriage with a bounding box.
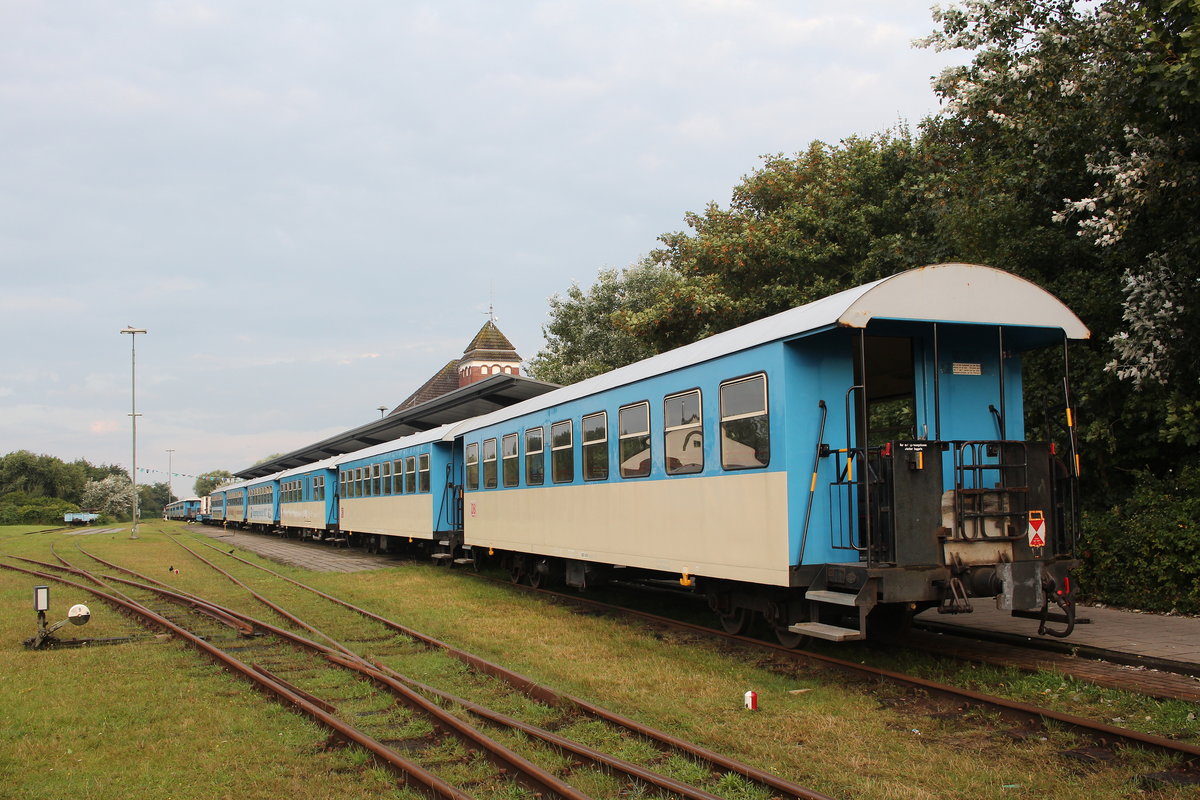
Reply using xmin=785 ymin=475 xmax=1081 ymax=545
xmin=163 ymin=497 xmax=203 ymax=521
xmin=222 ymin=482 xmax=249 ymax=528
xmin=334 ymin=424 xmax=460 ymax=554
xmin=244 ymin=475 xmax=281 ymax=531
xmin=277 ymin=457 xmax=339 ymax=540
xmin=206 ymin=264 xmax=1089 ymax=644
xmin=207 ymin=489 xmax=227 ymax=524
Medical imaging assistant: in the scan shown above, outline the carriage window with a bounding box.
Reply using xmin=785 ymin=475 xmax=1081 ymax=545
xmin=465 ymin=443 xmax=479 ymax=491
xmin=406 ymin=456 xmax=417 ymax=494
xmin=483 ymin=438 xmax=498 ymax=489
xmin=551 ymin=420 xmax=574 ymax=483
xmin=525 ymin=427 xmax=544 ymax=486
xmin=382 ymin=461 xmax=391 ymax=495
xmin=720 ymin=374 xmax=770 ymax=469
xmin=391 ymin=459 xmax=402 ymax=494
xmin=372 ymin=463 xmax=381 ymax=496
xmin=664 ymin=390 xmax=703 ymax=474
xmin=619 ymin=402 xmax=651 ymax=478
xmin=418 ymin=453 xmax=430 ymax=492
xmin=314 ymin=475 xmax=325 ymax=501
xmin=582 ymin=412 xmax=608 ymax=481
xmin=339 ymin=470 xmax=347 ymax=499
xmin=502 ymin=433 xmax=519 ymax=487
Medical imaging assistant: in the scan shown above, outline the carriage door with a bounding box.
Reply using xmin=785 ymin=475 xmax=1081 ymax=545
xmin=854 ymin=333 xmax=944 ymax=566
xmin=847 ymin=334 xmax=940 ymax=566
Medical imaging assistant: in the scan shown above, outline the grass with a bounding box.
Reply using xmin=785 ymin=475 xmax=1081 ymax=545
xmin=562 ymin=569 xmax=1200 ymax=746
xmin=0 ymin=522 xmax=1196 ymax=799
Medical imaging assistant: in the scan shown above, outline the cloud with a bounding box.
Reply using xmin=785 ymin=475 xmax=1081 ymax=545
xmin=151 ymin=2 xmax=222 ymax=28
xmin=0 ymin=0 xmax=961 ymax=476
xmin=0 ymin=291 xmax=87 ymax=314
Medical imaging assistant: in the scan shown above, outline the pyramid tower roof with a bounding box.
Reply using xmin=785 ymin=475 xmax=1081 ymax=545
xmin=462 ymin=320 xmax=521 ymax=362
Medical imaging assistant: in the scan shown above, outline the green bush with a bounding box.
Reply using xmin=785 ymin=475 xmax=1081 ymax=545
xmin=0 ymin=493 xmax=80 ymax=525
xmin=1077 ymin=466 xmax=1200 ymax=614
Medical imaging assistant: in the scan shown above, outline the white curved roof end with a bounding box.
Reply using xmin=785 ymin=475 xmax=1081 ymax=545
xmin=836 ymin=263 xmax=1090 ymax=339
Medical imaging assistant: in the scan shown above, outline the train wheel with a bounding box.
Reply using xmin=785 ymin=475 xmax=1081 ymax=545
xmin=773 ymin=626 xmax=810 ymax=649
xmin=764 ymin=600 xmax=809 ymax=649
xmin=526 ymin=559 xmax=553 ymax=589
xmin=718 ymin=607 xmax=752 ymax=635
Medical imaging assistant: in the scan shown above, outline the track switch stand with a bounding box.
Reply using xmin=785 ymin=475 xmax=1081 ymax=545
xmin=24 ymin=585 xmax=91 ymax=650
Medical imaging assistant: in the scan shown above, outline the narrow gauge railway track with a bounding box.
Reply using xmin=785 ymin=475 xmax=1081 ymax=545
xmin=543 ymin=575 xmax=1200 ymax=702
xmin=465 ymin=572 xmax=1200 ymax=765
xmin=901 ymin=624 xmax=1200 ymax=702
xmin=2 ymin=545 xmax=832 ymax=800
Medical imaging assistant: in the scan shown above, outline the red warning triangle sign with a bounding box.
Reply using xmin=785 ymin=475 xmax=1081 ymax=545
xmin=1027 ymin=518 xmax=1046 ymax=547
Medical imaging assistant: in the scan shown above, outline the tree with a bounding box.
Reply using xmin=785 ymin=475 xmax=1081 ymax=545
xmin=140 ymin=482 xmax=172 ymax=518
xmin=194 ymin=470 xmax=234 ymax=497
xmin=0 ymin=451 xmax=128 ymax=505
xmin=526 ymin=260 xmax=679 ymax=384
xmin=627 ymin=132 xmax=942 ymax=352
xmin=80 ymin=475 xmax=134 ymax=519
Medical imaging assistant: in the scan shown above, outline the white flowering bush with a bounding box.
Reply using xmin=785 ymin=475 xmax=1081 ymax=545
xmin=80 ymin=474 xmax=134 ymax=518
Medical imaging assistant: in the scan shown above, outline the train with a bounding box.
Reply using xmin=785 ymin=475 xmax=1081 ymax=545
xmin=164 ymin=497 xmax=204 ymax=522
xmin=202 ymin=263 xmax=1088 ymax=645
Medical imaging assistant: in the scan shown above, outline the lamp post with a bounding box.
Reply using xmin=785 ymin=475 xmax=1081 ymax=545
xmin=377 ymin=405 xmax=387 ymax=418
xmin=120 ymin=326 xmax=146 ymax=539
xmin=166 ymin=448 xmax=175 ymax=502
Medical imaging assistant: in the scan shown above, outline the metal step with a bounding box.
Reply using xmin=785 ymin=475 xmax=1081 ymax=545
xmin=452 ymin=558 xmax=475 ymax=566
xmin=805 ymin=589 xmax=859 ymax=606
xmin=430 ymin=553 xmax=453 ymax=561
xmin=788 ymin=621 xmax=865 ymax=642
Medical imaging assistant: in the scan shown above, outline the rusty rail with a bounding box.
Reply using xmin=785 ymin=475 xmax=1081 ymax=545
xmin=182 ymin=534 xmax=837 ymax=800
xmin=0 ymin=560 xmax=477 ymax=799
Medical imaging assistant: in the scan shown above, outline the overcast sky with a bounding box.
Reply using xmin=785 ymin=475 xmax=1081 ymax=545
xmin=1 ymin=1 xmax=963 ymax=493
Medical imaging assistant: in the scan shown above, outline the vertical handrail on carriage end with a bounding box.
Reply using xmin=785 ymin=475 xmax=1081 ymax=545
xmin=842 ymin=384 xmax=872 ymax=562
xmin=798 ymin=400 xmax=828 ymax=566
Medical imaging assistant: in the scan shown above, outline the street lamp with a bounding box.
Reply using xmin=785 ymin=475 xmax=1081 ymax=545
xmin=120 ymin=326 xmax=146 ymax=539
xmin=166 ymin=448 xmax=175 ymax=502
xmin=377 ymin=405 xmax=388 ymax=418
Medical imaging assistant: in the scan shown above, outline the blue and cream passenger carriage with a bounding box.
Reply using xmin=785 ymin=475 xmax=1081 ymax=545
xmin=451 ymin=264 xmax=1087 ymax=643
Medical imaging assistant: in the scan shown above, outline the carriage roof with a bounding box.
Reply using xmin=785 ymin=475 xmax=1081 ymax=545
xmin=449 ymin=263 xmax=1089 ymax=437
